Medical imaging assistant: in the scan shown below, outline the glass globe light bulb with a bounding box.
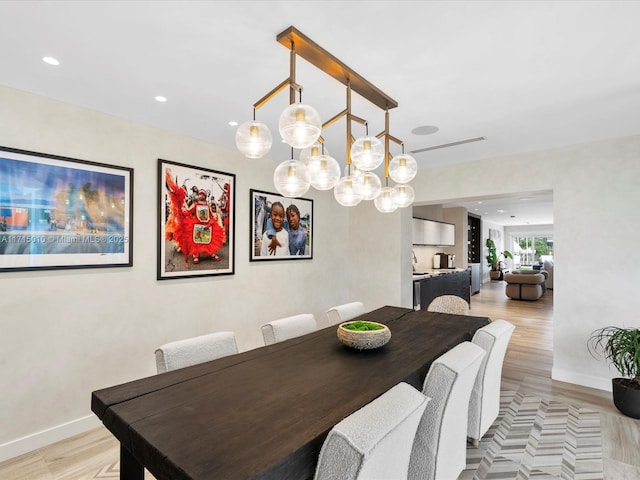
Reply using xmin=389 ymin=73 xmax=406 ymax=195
xmin=308 ymin=154 xmax=341 ymax=190
xmin=357 ymin=172 xmax=382 ymax=200
xmin=334 ymin=176 xmax=363 ymax=206
xmin=389 ymin=154 xmax=418 ymax=183
xmin=278 ymin=103 xmax=322 ymax=149
xmin=350 ymin=135 xmax=384 ymax=171
xmin=393 ymin=183 xmax=415 ymax=208
xmin=235 ymin=121 xmax=272 ymax=159
xmin=344 ymin=162 xmax=364 ymax=181
xmin=273 ymin=160 xmax=311 ymax=198
xmin=299 ymin=142 xmax=328 ymax=165
xmin=374 ymin=186 xmax=399 ymax=213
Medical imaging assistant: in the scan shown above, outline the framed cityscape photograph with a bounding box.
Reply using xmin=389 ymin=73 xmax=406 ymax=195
xmin=0 ymin=145 xmax=133 ymax=272
xmin=250 ymin=189 xmax=313 ymax=261
xmin=158 ymin=158 xmax=235 ymax=279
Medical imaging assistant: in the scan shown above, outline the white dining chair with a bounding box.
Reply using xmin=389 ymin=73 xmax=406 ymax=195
xmin=314 ymin=382 xmax=429 ymax=480
xmin=325 ymin=301 xmax=366 ymax=325
xmin=427 ymin=295 xmax=470 ymax=315
xmin=155 ymin=331 xmax=238 ymax=374
xmin=261 ymin=313 xmax=317 ymax=345
xmin=409 ymin=341 xmax=485 ymax=480
xmin=467 ymin=319 xmax=515 ymax=446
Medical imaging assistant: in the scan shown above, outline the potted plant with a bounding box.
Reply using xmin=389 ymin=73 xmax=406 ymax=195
xmin=588 ymin=326 xmax=640 ymax=418
xmin=485 ymin=238 xmax=513 ymax=280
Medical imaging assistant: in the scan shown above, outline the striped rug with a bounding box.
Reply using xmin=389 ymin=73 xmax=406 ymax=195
xmin=460 ymin=390 xmax=604 ymax=480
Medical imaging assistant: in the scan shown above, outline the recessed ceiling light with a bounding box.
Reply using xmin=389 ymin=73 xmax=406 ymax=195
xmin=42 ymin=56 xmax=60 ymax=66
xmin=519 ymin=197 xmax=532 ymax=201
xmin=228 ymin=121 xmax=238 ymax=126
xmin=154 ymin=96 xmax=167 ymax=102
xmin=496 ymin=209 xmax=505 ymax=213
xmin=411 ymin=125 xmax=439 ymax=136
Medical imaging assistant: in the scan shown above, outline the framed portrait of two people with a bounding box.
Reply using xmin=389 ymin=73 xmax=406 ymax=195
xmin=250 ymin=189 xmax=313 ymax=261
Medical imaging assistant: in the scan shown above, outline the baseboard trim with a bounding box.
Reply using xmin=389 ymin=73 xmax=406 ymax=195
xmin=0 ymin=415 xmax=100 ymax=463
xmin=551 ymin=368 xmax=613 ymax=392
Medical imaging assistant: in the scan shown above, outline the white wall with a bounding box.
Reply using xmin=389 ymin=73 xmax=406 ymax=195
xmin=409 ymin=134 xmax=640 ymax=393
xmin=2 ymin=84 xmax=639 ymax=461
xmin=0 ymin=85 xmax=408 ymax=460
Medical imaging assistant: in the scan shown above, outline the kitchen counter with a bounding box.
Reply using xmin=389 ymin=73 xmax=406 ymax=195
xmin=412 ymin=268 xmax=468 ymax=280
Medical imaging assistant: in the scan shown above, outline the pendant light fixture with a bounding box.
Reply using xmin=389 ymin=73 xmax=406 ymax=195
xmin=334 ymin=176 xmax=363 ymax=206
xmin=357 ymin=171 xmax=382 ymax=200
xmin=394 ymin=183 xmax=415 ymax=208
xmin=374 ymin=186 xmax=399 ymax=213
xmin=273 ymin=155 xmax=311 ymax=198
xmin=236 ymin=26 xmax=417 ymax=212
xmin=279 ymin=103 xmax=322 ymax=149
xmin=350 ymin=135 xmax=385 ymax=171
xmin=235 ymin=119 xmax=272 ymax=159
xmin=300 ymin=142 xmax=327 ymax=165
xmin=308 ymin=154 xmax=341 ymax=190
xmin=389 ymin=152 xmax=418 ymax=184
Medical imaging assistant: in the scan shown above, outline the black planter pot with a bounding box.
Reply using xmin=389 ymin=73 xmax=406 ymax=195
xmin=612 ymin=378 xmax=640 ymax=419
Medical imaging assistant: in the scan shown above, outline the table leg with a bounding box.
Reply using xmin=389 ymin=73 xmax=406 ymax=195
xmin=120 ymin=444 xmax=144 ymax=480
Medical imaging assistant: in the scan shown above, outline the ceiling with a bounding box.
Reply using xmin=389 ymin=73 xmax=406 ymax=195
xmin=1 ymin=1 xmax=639 ymax=226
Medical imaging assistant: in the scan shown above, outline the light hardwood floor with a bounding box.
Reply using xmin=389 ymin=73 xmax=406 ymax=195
xmin=1 ymin=281 xmax=639 ymax=479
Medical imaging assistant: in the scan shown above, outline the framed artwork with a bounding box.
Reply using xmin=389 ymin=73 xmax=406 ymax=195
xmin=250 ymin=189 xmax=313 ymax=261
xmin=489 ymin=228 xmax=502 ymax=247
xmin=0 ymin=145 xmax=133 ymax=272
xmin=158 ymin=158 xmax=235 ymax=279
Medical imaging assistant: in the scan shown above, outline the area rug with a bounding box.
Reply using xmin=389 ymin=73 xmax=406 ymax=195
xmin=460 ymin=390 xmax=604 ymax=480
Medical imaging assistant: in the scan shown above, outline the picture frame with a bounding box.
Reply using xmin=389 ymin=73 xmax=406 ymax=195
xmin=158 ymin=158 xmax=235 ymax=279
xmin=0 ymin=145 xmax=133 ymax=272
xmin=250 ymin=189 xmax=313 ymax=261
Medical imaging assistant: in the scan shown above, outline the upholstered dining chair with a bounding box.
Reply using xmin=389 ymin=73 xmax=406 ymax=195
xmin=409 ymin=341 xmax=486 ymax=480
xmin=261 ymin=313 xmax=317 ymax=346
xmin=325 ymin=301 xmax=366 ymax=325
xmin=314 ymin=382 xmax=429 ymax=480
xmin=155 ymin=331 xmax=238 ymax=374
xmin=427 ymin=295 xmax=470 ymax=315
xmin=467 ymin=319 xmax=515 ymax=446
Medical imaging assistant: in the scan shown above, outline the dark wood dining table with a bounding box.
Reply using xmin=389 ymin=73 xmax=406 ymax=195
xmin=91 ymin=306 xmax=491 ymax=480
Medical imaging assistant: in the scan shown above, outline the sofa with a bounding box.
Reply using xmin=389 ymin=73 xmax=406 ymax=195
xmin=504 ymin=270 xmax=548 ymax=301
xmin=543 ymin=260 xmax=554 ymax=290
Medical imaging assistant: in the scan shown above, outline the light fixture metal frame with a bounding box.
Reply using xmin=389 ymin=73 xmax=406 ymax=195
xmin=247 ymin=26 xmax=411 ymax=205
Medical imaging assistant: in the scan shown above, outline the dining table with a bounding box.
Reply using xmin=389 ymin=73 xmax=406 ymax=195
xmin=91 ymin=305 xmax=491 ymax=480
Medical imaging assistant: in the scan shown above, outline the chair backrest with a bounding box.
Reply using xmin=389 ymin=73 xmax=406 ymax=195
xmin=409 ymin=341 xmax=485 ymax=480
xmin=427 ymin=295 xmax=470 ymax=315
xmin=261 ymin=313 xmax=317 ymax=345
xmin=325 ymin=301 xmax=366 ymax=325
xmin=155 ymin=331 xmax=238 ymax=374
xmin=314 ymin=382 xmax=429 ymax=480
xmin=468 ymin=319 xmax=515 ymax=443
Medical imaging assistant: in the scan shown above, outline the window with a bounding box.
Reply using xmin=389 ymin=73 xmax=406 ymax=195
xmin=512 ymin=236 xmax=553 ymax=267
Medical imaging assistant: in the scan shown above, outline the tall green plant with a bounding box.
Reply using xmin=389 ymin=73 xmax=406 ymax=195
xmin=485 ymin=238 xmax=513 ymax=271
xmin=588 ymin=326 xmax=640 ymax=385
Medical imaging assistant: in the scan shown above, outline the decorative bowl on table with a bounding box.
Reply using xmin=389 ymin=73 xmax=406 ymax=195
xmin=337 ymin=320 xmax=391 ymax=350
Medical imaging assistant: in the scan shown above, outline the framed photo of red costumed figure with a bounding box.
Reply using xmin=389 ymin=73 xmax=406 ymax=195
xmin=157 ymin=159 xmax=235 ymax=280
xmin=250 ymin=189 xmax=313 ymax=261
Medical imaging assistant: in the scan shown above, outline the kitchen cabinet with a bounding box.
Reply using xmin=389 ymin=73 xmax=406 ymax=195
xmin=412 ymin=218 xmax=424 ymax=245
xmin=415 ymin=270 xmax=471 ymax=310
xmin=412 ymin=218 xmax=456 ymax=246
xmin=440 ymin=223 xmax=455 ymax=246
